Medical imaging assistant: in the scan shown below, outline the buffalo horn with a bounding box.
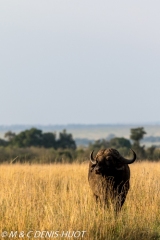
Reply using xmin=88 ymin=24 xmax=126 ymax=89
xmin=90 ymin=151 xmax=96 ymax=164
xmin=119 ymin=149 xmax=136 ymax=164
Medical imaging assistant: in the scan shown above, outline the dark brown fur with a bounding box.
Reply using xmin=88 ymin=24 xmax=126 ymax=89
xmin=88 ymin=148 xmax=134 ymax=211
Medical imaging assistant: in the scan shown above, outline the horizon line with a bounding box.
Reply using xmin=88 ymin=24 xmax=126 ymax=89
xmin=0 ymin=122 xmax=160 ymax=127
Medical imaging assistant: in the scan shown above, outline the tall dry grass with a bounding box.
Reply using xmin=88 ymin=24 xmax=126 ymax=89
xmin=0 ymin=162 xmax=160 ymax=239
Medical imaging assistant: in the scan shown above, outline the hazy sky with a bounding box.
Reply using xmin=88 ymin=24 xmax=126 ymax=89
xmin=1 ymin=0 xmax=160 ymax=125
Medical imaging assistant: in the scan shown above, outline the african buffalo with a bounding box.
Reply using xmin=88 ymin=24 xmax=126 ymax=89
xmin=88 ymin=148 xmax=136 ymax=211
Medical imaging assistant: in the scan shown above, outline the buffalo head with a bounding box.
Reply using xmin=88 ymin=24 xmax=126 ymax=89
xmin=90 ymin=148 xmax=136 ymax=174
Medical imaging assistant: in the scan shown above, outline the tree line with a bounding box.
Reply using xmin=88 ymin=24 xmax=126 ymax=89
xmin=0 ymin=126 xmax=159 ymax=163
xmin=0 ymin=128 xmax=76 ymax=150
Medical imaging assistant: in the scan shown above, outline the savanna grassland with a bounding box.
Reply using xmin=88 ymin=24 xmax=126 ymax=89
xmin=0 ymin=162 xmax=160 ymax=240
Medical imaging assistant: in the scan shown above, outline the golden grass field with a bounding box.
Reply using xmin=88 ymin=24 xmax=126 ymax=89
xmin=0 ymin=162 xmax=160 ymax=240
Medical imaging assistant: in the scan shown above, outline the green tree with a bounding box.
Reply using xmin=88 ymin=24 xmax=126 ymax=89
xmin=109 ymin=137 xmax=131 ymax=149
xmin=11 ymin=128 xmax=43 ymax=147
xmin=0 ymin=138 xmax=8 ymax=146
xmin=42 ymin=132 xmax=56 ymax=148
xmin=89 ymin=139 xmax=110 ymax=152
xmin=57 ymin=129 xmax=76 ymax=150
xmin=130 ymin=127 xmax=146 ymax=145
xmin=4 ymin=131 xmax=16 ymax=141
xmin=146 ymin=145 xmax=156 ymax=160
xmin=130 ymin=127 xmax=146 ymax=159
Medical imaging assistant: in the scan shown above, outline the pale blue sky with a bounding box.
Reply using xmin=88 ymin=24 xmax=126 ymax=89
xmin=0 ymin=0 xmax=160 ymax=125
